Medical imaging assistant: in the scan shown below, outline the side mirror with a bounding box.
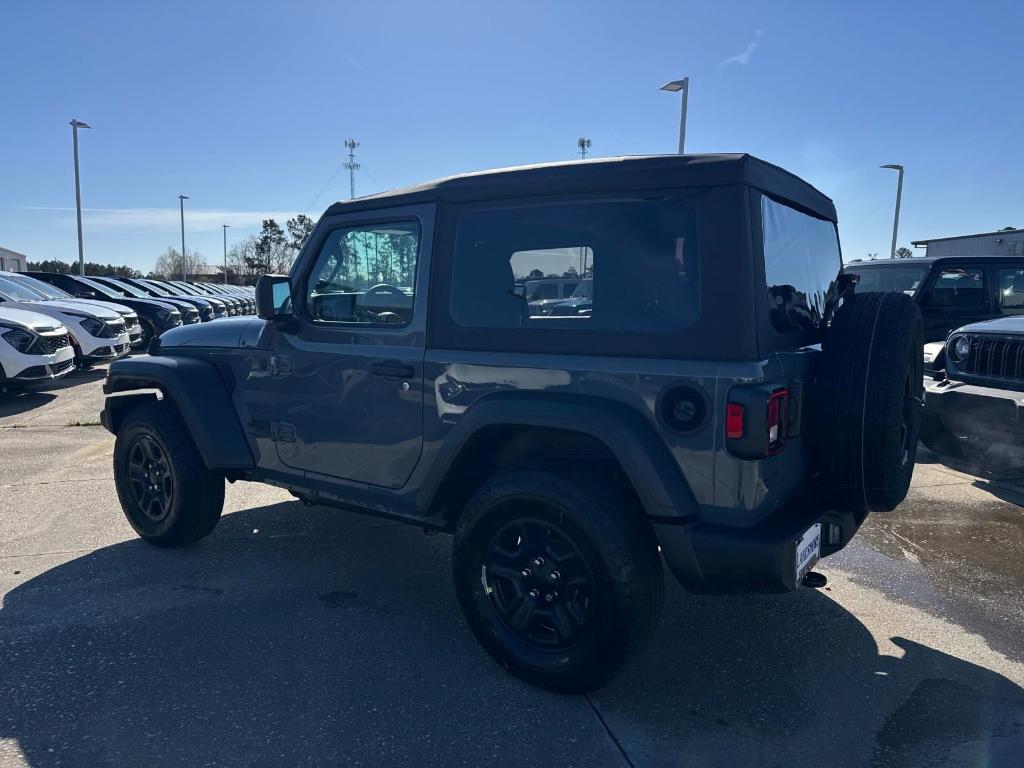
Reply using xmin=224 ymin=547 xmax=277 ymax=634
xmin=255 ymin=274 xmax=293 ymax=320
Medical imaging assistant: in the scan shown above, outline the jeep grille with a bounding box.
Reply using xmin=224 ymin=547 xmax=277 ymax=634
xmin=961 ymin=336 xmax=1024 ymax=382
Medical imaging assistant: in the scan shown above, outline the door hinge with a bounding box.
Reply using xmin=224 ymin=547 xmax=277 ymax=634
xmin=271 ymin=421 xmax=296 ymax=442
xmin=269 ymin=355 xmax=293 ymax=377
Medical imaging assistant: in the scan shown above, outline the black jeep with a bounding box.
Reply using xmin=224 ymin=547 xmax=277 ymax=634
xmin=844 ymin=255 xmax=1024 ymax=376
xmin=922 ymin=315 xmax=1024 ymax=470
xmin=101 ymin=155 xmax=923 ymax=692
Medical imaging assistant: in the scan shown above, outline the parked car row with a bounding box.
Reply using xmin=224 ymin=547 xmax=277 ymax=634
xmin=525 ymin=278 xmax=593 ymax=317
xmin=0 ymin=271 xmax=254 ymax=394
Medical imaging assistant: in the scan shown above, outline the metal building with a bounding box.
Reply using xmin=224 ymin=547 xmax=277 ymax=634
xmin=912 ymin=227 xmax=1024 ymax=258
xmin=0 ymin=246 xmax=28 ymax=272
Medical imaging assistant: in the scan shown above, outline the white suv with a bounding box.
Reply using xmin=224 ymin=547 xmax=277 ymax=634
xmin=0 ymin=307 xmax=75 ymax=393
xmin=1 ymin=271 xmax=144 ymax=349
xmin=0 ymin=275 xmax=131 ymax=367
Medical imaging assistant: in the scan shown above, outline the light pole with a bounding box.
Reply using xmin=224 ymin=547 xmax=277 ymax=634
xmin=178 ymin=195 xmax=189 ymax=281
xmin=880 ymin=164 xmax=904 ymax=259
xmin=577 ymin=137 xmax=591 ymax=159
xmin=69 ymin=119 xmax=91 ymax=276
xmin=660 ymin=77 xmax=689 ymax=154
xmin=222 ymin=224 xmax=230 ymax=285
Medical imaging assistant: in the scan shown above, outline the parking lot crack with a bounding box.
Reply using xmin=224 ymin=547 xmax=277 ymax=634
xmin=585 ymin=695 xmax=635 ymax=767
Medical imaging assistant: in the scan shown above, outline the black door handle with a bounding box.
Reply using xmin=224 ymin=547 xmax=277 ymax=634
xmin=369 ymin=361 xmax=415 ymax=380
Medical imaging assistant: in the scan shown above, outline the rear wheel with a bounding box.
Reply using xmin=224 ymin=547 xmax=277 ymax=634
xmin=113 ymin=402 xmax=224 ymax=547
xmin=452 ymin=469 xmax=663 ymax=693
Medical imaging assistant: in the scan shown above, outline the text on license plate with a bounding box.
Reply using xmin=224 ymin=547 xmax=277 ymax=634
xmin=795 ymin=523 xmax=821 ymax=584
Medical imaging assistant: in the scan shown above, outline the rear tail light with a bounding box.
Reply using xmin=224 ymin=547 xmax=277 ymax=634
xmin=726 ymin=385 xmax=793 ymax=458
xmin=725 ymin=403 xmax=745 ymax=439
xmin=766 ymin=388 xmax=788 ymax=455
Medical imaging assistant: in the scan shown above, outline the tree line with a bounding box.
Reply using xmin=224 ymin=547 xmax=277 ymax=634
xmin=26 ymin=259 xmax=144 ymax=278
xmin=26 ymin=214 xmax=315 ymax=285
xmin=150 ymin=214 xmax=317 ymax=285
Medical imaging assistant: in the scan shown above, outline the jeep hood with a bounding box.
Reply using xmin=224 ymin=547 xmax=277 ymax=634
xmin=157 ymin=316 xmax=267 ymax=349
xmin=952 ymin=316 xmax=1024 ymax=336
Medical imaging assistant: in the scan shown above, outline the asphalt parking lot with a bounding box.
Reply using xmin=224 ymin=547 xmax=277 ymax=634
xmin=1 ymin=368 xmax=1023 ymax=767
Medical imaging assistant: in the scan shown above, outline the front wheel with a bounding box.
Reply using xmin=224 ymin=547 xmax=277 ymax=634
xmin=113 ymin=402 xmax=224 ymax=547
xmin=138 ymin=320 xmax=156 ymax=350
xmin=452 ymin=469 xmax=663 ymax=693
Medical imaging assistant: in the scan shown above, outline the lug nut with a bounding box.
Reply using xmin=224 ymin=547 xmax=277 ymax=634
xmin=532 ymin=557 xmax=545 ymax=567
xmin=544 ymin=593 xmax=554 ymax=603
xmin=529 ymin=588 xmax=540 ymax=599
xmin=549 ymin=570 xmax=561 ymax=582
xmin=521 ymin=569 xmax=532 ymax=578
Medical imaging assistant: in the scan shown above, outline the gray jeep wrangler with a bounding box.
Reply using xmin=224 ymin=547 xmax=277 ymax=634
xmin=102 ymin=155 xmax=923 ymax=692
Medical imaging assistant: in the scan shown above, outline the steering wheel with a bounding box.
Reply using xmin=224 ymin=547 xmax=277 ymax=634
xmin=366 ymin=283 xmax=405 ymax=298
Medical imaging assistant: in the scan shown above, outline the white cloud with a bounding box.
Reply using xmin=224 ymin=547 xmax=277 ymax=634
xmin=8 ymin=206 xmax=303 ymax=233
xmin=720 ymin=29 xmax=764 ymax=67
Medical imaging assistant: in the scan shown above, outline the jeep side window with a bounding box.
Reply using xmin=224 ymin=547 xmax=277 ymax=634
xmin=997 ymin=268 xmax=1024 ymax=314
xmin=762 ymin=195 xmax=841 ymax=335
xmin=304 ymin=221 xmax=419 ymax=325
xmin=530 ymin=283 xmax=558 ymax=300
xmin=928 ymin=268 xmax=987 ymax=308
xmin=450 ymin=199 xmax=699 ymax=332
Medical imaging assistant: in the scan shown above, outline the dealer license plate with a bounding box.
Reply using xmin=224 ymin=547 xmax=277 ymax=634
xmin=795 ymin=523 xmax=821 ymax=584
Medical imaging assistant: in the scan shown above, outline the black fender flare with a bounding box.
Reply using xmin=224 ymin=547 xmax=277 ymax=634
xmin=102 ymin=355 xmax=254 ymax=470
xmin=416 ymin=393 xmax=699 ymax=521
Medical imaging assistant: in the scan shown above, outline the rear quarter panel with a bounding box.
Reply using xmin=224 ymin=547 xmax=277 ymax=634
xmin=421 ymin=350 xmax=815 ymax=525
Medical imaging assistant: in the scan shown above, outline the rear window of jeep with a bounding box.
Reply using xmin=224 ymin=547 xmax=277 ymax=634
xmin=449 ymin=199 xmax=699 ymax=332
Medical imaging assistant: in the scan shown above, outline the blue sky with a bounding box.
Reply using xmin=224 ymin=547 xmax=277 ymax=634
xmin=1 ymin=0 xmax=1022 ymax=272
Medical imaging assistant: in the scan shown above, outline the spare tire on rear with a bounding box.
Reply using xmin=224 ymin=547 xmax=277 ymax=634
xmin=816 ymin=291 xmax=923 ymax=514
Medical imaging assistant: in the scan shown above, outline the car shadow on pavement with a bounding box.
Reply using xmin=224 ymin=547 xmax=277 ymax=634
xmin=43 ymin=368 xmax=108 ymax=389
xmin=0 ymin=391 xmax=57 ymax=419
xmin=2 ymin=500 xmax=1023 ymax=767
xmin=972 ymin=479 xmax=1024 ymax=508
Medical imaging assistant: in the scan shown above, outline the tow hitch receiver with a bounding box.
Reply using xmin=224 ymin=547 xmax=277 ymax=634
xmin=802 ymin=571 xmax=828 ymax=588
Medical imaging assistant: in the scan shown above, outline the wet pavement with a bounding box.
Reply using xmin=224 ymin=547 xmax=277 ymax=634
xmin=1 ymin=370 xmax=1023 ymax=767
xmin=836 ymin=450 xmax=1024 ymax=665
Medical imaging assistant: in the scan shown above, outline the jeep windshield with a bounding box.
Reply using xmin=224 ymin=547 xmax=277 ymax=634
xmin=843 ymin=263 xmax=929 ymax=295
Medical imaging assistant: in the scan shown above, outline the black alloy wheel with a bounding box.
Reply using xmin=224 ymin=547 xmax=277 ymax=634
xmin=482 ymin=515 xmax=595 ymax=652
xmin=126 ymin=434 xmax=173 ymax=522
xmin=113 ymin=402 xmax=224 ymax=547
xmin=453 ymin=469 xmax=663 ymax=693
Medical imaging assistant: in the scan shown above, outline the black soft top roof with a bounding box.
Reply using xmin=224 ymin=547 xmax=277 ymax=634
xmin=323 ymin=154 xmax=837 ymax=222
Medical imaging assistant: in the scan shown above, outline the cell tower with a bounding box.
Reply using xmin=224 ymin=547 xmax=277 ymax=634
xmin=577 ymin=137 xmax=591 ymax=159
xmin=344 ymin=138 xmax=360 ymax=199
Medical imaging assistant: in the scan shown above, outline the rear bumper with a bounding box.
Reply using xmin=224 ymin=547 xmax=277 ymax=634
xmin=922 ymin=378 xmax=1024 ymax=453
xmin=653 ymin=492 xmax=860 ymax=593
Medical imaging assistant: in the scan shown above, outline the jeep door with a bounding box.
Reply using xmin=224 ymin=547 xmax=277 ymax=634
xmin=272 ymin=204 xmax=434 ymax=488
